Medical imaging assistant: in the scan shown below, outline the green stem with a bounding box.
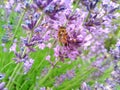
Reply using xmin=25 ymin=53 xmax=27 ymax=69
xmin=34 ymin=13 xmax=44 ymax=28
xmin=9 ymin=64 xmax=23 ymax=89
xmin=20 ymin=80 xmax=28 ymax=89
xmin=73 ymin=0 xmax=81 ymax=11
xmin=1 ymin=61 xmax=14 ymax=72
xmin=31 ymin=55 xmax=46 ymax=73
xmin=38 ymin=60 xmax=59 ymax=86
xmin=6 ymin=63 xmax=21 ymax=88
xmin=39 ymin=67 xmax=53 ymax=86
xmin=11 ymin=10 xmax=26 ymax=42
xmin=84 ymin=11 xmax=91 ymax=23
xmin=29 ymin=84 xmax=34 ymax=90
xmin=63 ymin=68 xmax=95 ymax=90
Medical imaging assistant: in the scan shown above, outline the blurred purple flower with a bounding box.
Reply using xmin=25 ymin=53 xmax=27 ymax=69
xmin=41 ymin=68 xmax=49 ymax=77
xmin=15 ymin=3 xmax=22 ymax=13
xmin=23 ymin=59 xmax=34 ymax=74
xmin=54 ymin=74 xmax=66 ymax=86
xmin=38 ymin=43 xmax=46 ymax=50
xmin=9 ymin=43 xmax=16 ymax=52
xmin=81 ymin=82 xmax=91 ymax=90
xmin=0 ymin=82 xmax=6 ymax=90
xmin=47 ymin=43 xmax=52 ymax=48
xmin=0 ymin=73 xmax=5 ymax=80
xmin=40 ymin=87 xmax=46 ymax=90
xmin=46 ymin=55 xmax=51 ymax=61
xmin=55 ymin=69 xmax=75 ymax=86
xmin=66 ymin=69 xmax=75 ymax=79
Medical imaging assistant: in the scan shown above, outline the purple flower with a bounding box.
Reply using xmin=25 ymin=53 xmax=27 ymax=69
xmin=9 ymin=43 xmax=16 ymax=52
xmin=23 ymin=59 xmax=34 ymax=74
xmin=66 ymin=69 xmax=75 ymax=79
xmin=41 ymin=68 xmax=48 ymax=77
xmin=0 ymin=82 xmax=6 ymax=90
xmin=38 ymin=43 xmax=46 ymax=50
xmin=54 ymin=69 xmax=75 ymax=86
xmin=47 ymin=43 xmax=52 ymax=48
xmin=81 ymin=82 xmax=91 ymax=90
xmin=9 ymin=0 xmax=14 ymax=5
xmin=94 ymin=82 xmax=105 ymax=90
xmin=15 ymin=3 xmax=22 ymax=13
xmin=34 ymin=0 xmax=50 ymax=10
xmin=13 ymin=51 xmax=28 ymax=63
xmin=54 ymin=74 xmax=66 ymax=86
xmin=40 ymin=87 xmax=46 ymax=90
xmin=54 ymin=45 xmax=60 ymax=57
xmin=0 ymin=73 xmax=5 ymax=80
xmin=46 ymin=55 xmax=51 ymax=61
xmin=68 ymin=51 xmax=79 ymax=60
